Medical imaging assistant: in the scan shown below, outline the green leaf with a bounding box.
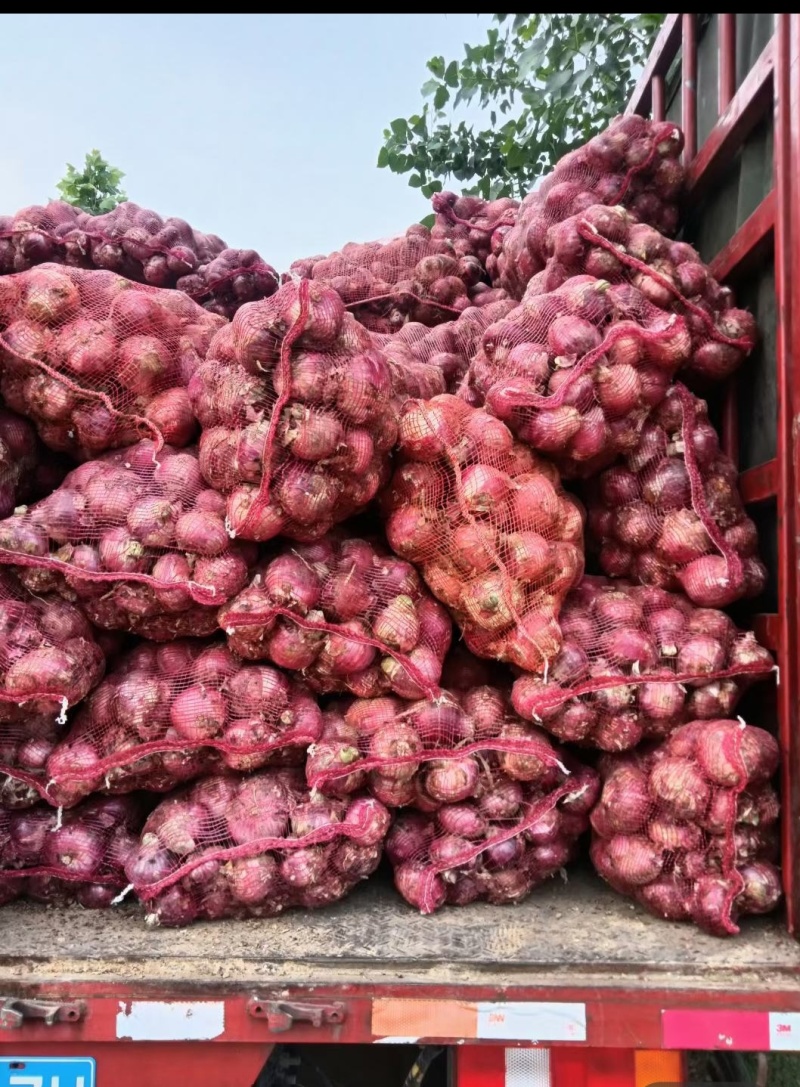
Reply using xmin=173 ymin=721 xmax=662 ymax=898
xmin=408 ymin=173 xmax=425 ymax=188
xmin=421 ymin=179 xmax=443 ymax=198
xmin=545 ymin=67 xmax=573 ymax=93
xmin=421 ymin=78 xmax=439 ymax=98
xmin=434 ymin=85 xmax=450 ymax=110
xmin=377 ymin=146 xmax=390 ymax=168
xmin=419 ymin=213 xmax=436 ymax=229
xmin=444 ymin=60 xmax=459 ymax=87
xmin=427 ymin=55 xmax=445 ymax=78
xmin=390 ymin=118 xmax=408 ymax=140
xmin=518 ymin=39 xmax=546 ymax=78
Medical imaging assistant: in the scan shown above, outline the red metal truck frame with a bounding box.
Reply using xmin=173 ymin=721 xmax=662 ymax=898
xmin=2 ymin=14 xmax=799 ymax=1085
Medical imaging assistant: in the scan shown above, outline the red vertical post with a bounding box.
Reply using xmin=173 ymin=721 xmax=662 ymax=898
xmin=718 ymin=12 xmax=737 ymax=110
xmin=773 ymin=11 xmax=800 ymax=935
xmin=651 ymin=74 xmax=666 ymax=121
xmin=681 ymin=13 xmax=698 ymax=162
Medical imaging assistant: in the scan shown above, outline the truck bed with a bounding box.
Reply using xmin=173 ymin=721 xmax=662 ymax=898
xmin=4 ymin=868 xmax=798 ymax=994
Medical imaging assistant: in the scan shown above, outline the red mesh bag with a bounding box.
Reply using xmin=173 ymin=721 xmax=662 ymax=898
xmin=125 ymin=769 xmax=392 ymax=926
xmin=288 ymin=223 xmax=508 ymax=332
xmin=0 ymin=440 xmax=255 ymax=639
xmin=0 ymin=264 xmax=225 ymax=457
xmin=467 ymin=273 xmax=695 ymax=478
xmin=0 ymin=570 xmax=105 ymax=725
xmin=0 ymin=406 xmax=67 ymax=517
xmin=494 ymin=115 xmax=685 ymax=298
xmin=190 ymin=280 xmax=400 ymax=542
xmin=219 ymin=535 xmax=452 ymax=699
xmin=0 ymin=793 xmax=145 ymax=908
xmin=304 ymin=685 xmax=597 ymax=811
xmin=431 ymin=192 xmax=519 ymax=270
xmin=0 ymin=711 xmax=66 ymax=808
xmin=382 ymin=394 xmax=584 ymax=670
xmin=7 ymin=639 xmax=322 ymax=809
xmin=0 ymin=202 xmax=279 ymax=318
xmin=590 ymin=719 xmax=781 ymax=935
xmin=385 ymin=756 xmax=598 ymax=913
xmin=375 ymin=298 xmax=517 ymax=398
xmin=512 ymin=577 xmax=775 ymax=753
xmin=586 ymin=384 xmax=767 ymax=606
xmin=527 ymin=205 xmax=757 ymax=384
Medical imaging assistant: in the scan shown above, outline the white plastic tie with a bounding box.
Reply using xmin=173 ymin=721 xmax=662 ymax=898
xmin=224 ymin=515 xmax=236 ymax=539
xmin=111 ymin=883 xmax=134 ymax=906
xmin=56 ymin=697 xmax=69 ymax=726
xmin=774 ymin=665 xmax=781 ymax=686
xmin=556 ymin=759 xmax=570 ymax=776
xmin=737 ymin=716 xmax=747 ymax=729
xmin=51 ymin=806 xmax=63 ymax=832
xmin=543 ymin=658 xmax=549 ymax=684
xmin=631 ymin=660 xmax=641 ymax=676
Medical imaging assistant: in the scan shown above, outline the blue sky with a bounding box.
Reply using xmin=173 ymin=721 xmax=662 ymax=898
xmin=0 ymin=14 xmax=493 ymax=272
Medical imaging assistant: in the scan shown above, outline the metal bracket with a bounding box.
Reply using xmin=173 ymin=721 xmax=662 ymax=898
xmin=0 ymin=997 xmax=85 ymax=1030
xmin=247 ymin=997 xmax=346 ymax=1033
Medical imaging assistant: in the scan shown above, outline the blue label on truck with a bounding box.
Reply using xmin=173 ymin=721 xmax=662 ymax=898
xmin=0 ymin=1057 xmax=95 ymax=1087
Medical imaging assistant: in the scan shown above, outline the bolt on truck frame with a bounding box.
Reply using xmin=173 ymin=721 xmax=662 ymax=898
xmin=2 ymin=12 xmax=800 ymax=1087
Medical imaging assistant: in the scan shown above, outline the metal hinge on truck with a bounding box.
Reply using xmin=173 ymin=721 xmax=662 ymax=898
xmin=0 ymin=996 xmax=85 ymax=1029
xmin=247 ymin=997 xmax=346 ymax=1033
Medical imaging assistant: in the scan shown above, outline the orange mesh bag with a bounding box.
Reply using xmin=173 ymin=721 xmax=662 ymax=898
xmin=288 ymin=223 xmax=509 ymax=332
xmin=0 ymin=440 xmax=255 ymax=639
xmin=384 ymin=754 xmax=599 ymax=913
xmin=382 ymin=393 xmax=585 ymax=670
xmin=494 ymin=115 xmax=685 ymax=298
xmin=527 ymin=205 xmax=757 ymax=383
xmin=0 ymin=570 xmax=105 ymax=725
xmin=219 ymin=535 xmax=452 ymax=700
xmin=512 ymin=576 xmax=775 ymax=753
xmin=7 ymin=639 xmax=322 ymax=809
xmin=586 ymin=384 xmax=767 ymax=606
xmin=0 ymin=793 xmax=146 ymax=909
xmin=467 ymin=273 xmax=695 ymax=478
xmin=590 ymin=719 xmax=781 ymax=935
xmin=190 ymin=280 xmax=398 ymax=543
xmin=375 ymin=298 xmax=517 ymax=398
xmin=304 ymin=685 xmax=598 ymax=811
xmin=0 ymin=264 xmax=225 ymax=458
xmin=0 ymin=202 xmax=279 ymax=317
xmin=125 ymin=768 xmax=392 ymax=926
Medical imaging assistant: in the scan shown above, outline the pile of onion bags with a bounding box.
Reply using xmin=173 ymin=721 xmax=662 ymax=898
xmin=586 ymin=384 xmax=767 ymax=606
xmin=125 ymin=769 xmax=391 ymax=926
xmin=190 ymin=279 xmax=396 ymax=543
xmin=0 ymin=794 xmax=145 ymax=908
xmin=590 ymin=719 xmax=781 ymax=935
xmin=20 ymin=640 xmax=323 ymax=808
xmin=468 ymin=273 xmax=694 ymax=478
xmin=0 ymin=441 xmax=255 ymax=639
xmin=430 ymin=191 xmax=519 ymax=272
xmin=385 ymin=754 xmax=599 ymax=913
xmin=512 ymin=577 xmax=774 ymax=752
xmin=287 ymin=223 xmax=503 ymax=332
xmin=305 ymin=685 xmax=598 ymax=812
xmin=383 ymin=393 xmax=584 ymax=670
xmin=494 ymin=115 xmax=685 ymax=298
xmin=0 ymin=407 xmax=67 ymax=517
xmin=0 ymin=265 xmax=224 ymax=458
xmin=0 ymin=570 xmax=104 ymax=724
xmin=219 ymin=535 xmax=452 ymax=699
xmin=530 ymin=205 xmax=756 ymax=383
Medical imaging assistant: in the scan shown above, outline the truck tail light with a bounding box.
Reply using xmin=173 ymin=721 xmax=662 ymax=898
xmin=455 ymin=1046 xmax=686 ymax=1086
xmin=634 ymin=1050 xmax=685 ymax=1086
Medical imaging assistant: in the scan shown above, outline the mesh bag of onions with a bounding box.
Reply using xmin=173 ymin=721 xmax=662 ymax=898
xmin=375 ymin=298 xmax=517 ymax=399
xmin=0 ymin=264 xmax=226 ymax=458
xmin=305 ymin=685 xmax=600 ymax=814
xmin=512 ymin=577 xmax=775 ymax=753
xmin=0 ymin=405 xmax=67 ymax=517
xmin=0 ymin=570 xmax=105 ymax=725
xmin=382 ymin=394 xmax=584 ymax=670
xmin=385 ymin=756 xmax=599 ymax=913
xmin=0 ymin=794 xmax=145 ymax=909
xmin=189 ymin=279 xmax=398 ymax=543
xmin=125 ymin=769 xmax=391 ymax=926
xmin=468 ymin=273 xmax=695 ymax=478
xmin=586 ymin=383 xmax=766 ymax=607
xmin=175 ymin=248 xmax=280 ymax=320
xmin=8 ymin=639 xmax=323 ymax=809
xmin=530 ymin=205 xmax=757 ymax=384
xmin=590 ymin=718 xmax=781 ymax=935
xmin=430 ymin=191 xmax=519 ymax=269
xmin=287 ymin=224 xmax=505 ymax=333
xmin=494 ymin=115 xmax=685 ymax=299
xmin=0 ymin=710 xmax=66 ymax=808
xmin=219 ymin=535 xmax=452 ymax=700
xmin=0 ymin=441 xmax=255 ymax=640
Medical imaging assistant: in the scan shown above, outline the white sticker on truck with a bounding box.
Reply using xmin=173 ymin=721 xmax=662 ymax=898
xmin=116 ymin=1000 xmax=225 ymax=1041
xmin=476 ymin=1002 xmax=587 ymax=1042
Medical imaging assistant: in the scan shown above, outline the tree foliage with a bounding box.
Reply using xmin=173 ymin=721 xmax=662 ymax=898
xmin=56 ymin=148 xmax=127 ymax=215
xmin=378 ymin=14 xmax=665 ymax=202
